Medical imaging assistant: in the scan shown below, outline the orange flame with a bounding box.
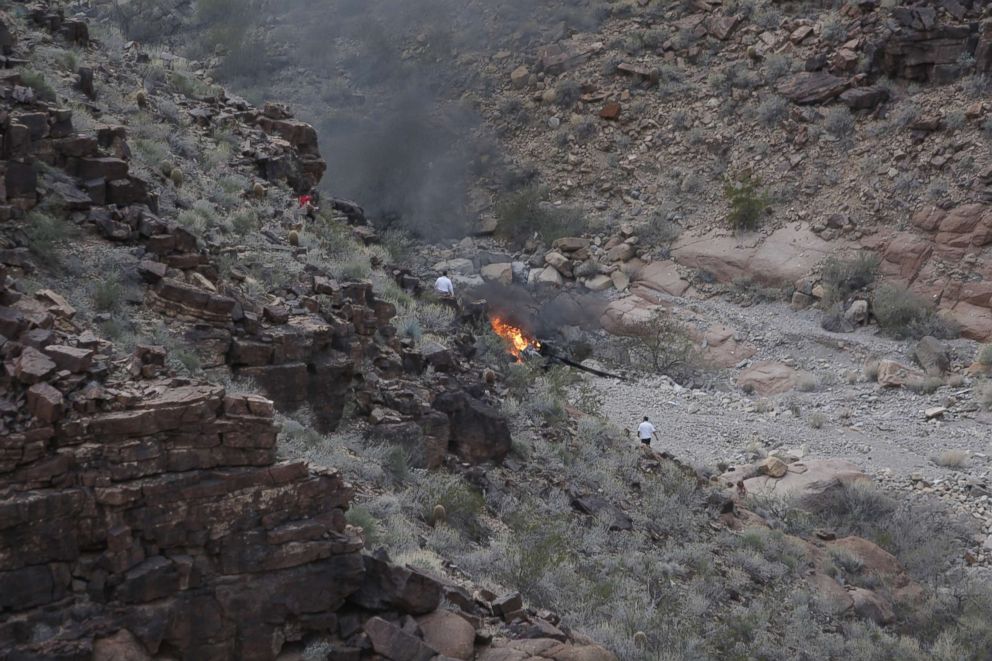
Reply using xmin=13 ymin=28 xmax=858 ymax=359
xmin=490 ymin=316 xmax=540 ymax=361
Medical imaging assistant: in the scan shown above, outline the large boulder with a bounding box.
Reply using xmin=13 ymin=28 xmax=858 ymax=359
xmin=417 ymin=609 xmax=476 ymax=660
xmin=876 ymin=360 xmax=926 ymax=388
xmin=364 ymin=616 xmax=437 ymax=661
xmin=633 ymin=260 xmax=691 ymax=298
xmin=737 ymin=361 xmax=800 ymax=396
xmin=776 ymin=71 xmax=849 ymax=104
xmin=741 ymin=459 xmax=871 ymax=509
xmin=432 ymin=390 xmax=512 ymax=464
xmin=349 ymin=553 xmax=443 ymax=614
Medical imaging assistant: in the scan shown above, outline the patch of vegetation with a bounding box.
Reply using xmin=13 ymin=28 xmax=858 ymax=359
xmin=494 ymin=185 xmax=585 ymax=247
xmin=625 ymin=311 xmax=698 ymax=382
xmin=873 ymin=284 xmax=959 ymax=340
xmin=91 ymin=277 xmax=124 ymax=313
xmin=18 ymin=69 xmax=56 ymax=101
xmin=723 ymin=173 xmax=771 ymax=233
xmin=24 ymin=210 xmax=78 ymax=261
xmin=933 ymin=450 xmax=968 ymax=470
xmin=820 ymin=251 xmax=880 ymax=305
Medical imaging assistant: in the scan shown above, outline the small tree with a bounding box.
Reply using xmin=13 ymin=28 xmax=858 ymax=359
xmin=723 ymin=172 xmax=770 ymax=233
xmin=627 ymin=311 xmax=698 ymax=381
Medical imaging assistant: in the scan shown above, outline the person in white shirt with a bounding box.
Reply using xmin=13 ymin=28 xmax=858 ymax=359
xmin=637 ymin=416 xmax=658 ymax=446
xmin=434 ymin=271 xmax=455 ymax=297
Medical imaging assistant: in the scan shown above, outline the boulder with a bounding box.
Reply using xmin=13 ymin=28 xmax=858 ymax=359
xmin=777 ymin=71 xmax=849 ymax=104
xmin=737 ymin=361 xmax=798 ymax=396
xmin=913 ymin=336 xmax=949 ymax=377
xmin=417 ymin=610 xmax=476 ymax=660
xmin=92 ymin=630 xmax=152 ymax=661
xmin=757 ymin=456 xmax=788 ymax=479
xmin=553 ymin=237 xmax=591 ymax=253
xmin=634 ymin=261 xmax=690 ymax=297
xmin=432 ymin=390 xmax=512 ymax=464
xmin=481 ymin=263 xmax=514 ymax=285
xmin=510 ymin=65 xmax=530 ymax=89
xmin=349 ymin=553 xmax=443 ymax=614
xmin=535 ymin=267 xmax=564 ymax=288
xmin=27 ymin=382 xmax=64 ymax=424
xmin=839 ymin=86 xmax=889 ymax=110
xmin=364 ymin=616 xmax=437 ymax=661
xmin=742 ymin=459 xmax=870 ymax=509
xmin=14 ymin=347 xmax=57 ymax=384
xmin=544 ymin=251 xmax=573 ymax=278
xmin=849 ymin=587 xmax=895 ymax=625
xmin=584 ymin=274 xmax=613 ymax=291
xmin=433 ymin=258 xmax=476 ymax=276
xmin=876 ymin=360 xmax=926 ymax=388
xmin=606 ymin=242 xmax=635 ymax=262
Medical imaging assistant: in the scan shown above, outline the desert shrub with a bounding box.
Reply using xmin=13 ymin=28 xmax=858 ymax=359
xmin=978 ymin=382 xmax=992 ymax=411
xmin=823 ymin=106 xmax=854 ymax=138
xmin=555 ymin=79 xmax=582 ymax=108
xmin=723 ymin=173 xmax=771 ymax=232
xmin=573 ymin=116 xmax=598 ymax=142
xmin=410 ymin=473 xmax=486 ymax=539
xmin=820 ymin=251 xmax=880 ymax=304
xmin=494 ymin=185 xmax=585 ymax=246
xmin=639 ymin=213 xmax=682 ymax=247
xmin=18 ymin=69 xmax=56 ymax=101
xmin=756 ymin=95 xmax=789 ymax=128
xmin=891 ymin=102 xmax=922 ymax=129
xmin=802 ymin=481 xmax=969 ymax=582
xmin=528 ymin=390 xmax=568 ymax=427
xmin=91 ymin=277 xmax=124 ymax=313
xmin=809 ymin=412 xmax=826 ymax=429
xmin=978 ymin=345 xmax=992 ymax=366
xmin=934 ymin=450 xmax=968 ymax=469
xmin=764 ymin=54 xmax=793 ymax=82
xmin=24 ymin=210 xmax=79 ymax=261
xmin=873 ymin=284 xmax=958 ymax=340
xmin=908 ymin=376 xmax=943 ymax=395
xmin=625 ymin=311 xmax=698 ymax=382
xmin=415 ymin=302 xmax=455 ymax=333
xmin=820 ymin=14 xmax=848 ymax=44
xmin=504 ymin=362 xmax=538 ymax=398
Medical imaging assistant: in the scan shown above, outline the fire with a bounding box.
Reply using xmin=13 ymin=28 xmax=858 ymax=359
xmin=490 ymin=316 xmax=540 ymax=361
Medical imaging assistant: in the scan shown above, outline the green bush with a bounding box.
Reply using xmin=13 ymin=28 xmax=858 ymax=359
xmin=873 ymin=284 xmax=959 ymax=340
xmin=412 ymin=473 xmax=485 ymax=539
xmin=19 ymin=70 xmax=56 ymax=101
xmin=976 ymin=345 xmax=992 ymax=366
xmin=820 ymin=251 xmax=880 ymax=304
xmin=494 ymin=185 xmax=585 ymax=246
xmin=24 ymin=211 xmax=77 ymax=259
xmin=91 ymin=278 xmax=124 ymax=313
xmin=723 ymin=173 xmax=770 ymax=232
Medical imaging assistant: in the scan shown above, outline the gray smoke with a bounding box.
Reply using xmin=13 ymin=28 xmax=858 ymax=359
xmin=204 ymin=0 xmax=612 ymax=240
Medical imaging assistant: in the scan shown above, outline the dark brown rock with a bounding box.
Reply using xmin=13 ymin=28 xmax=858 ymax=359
xmin=27 ymin=382 xmax=64 ymax=423
xmin=349 ymin=553 xmax=443 ymax=615
xmin=364 ymin=616 xmax=437 ymax=661
xmin=14 ymin=347 xmax=57 ymax=384
xmin=777 ymin=72 xmax=849 ymax=104
xmin=432 ymin=390 xmax=511 ymax=464
xmin=44 ymin=345 xmax=94 ymax=373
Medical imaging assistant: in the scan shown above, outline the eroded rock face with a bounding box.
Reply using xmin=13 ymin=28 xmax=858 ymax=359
xmin=0 ymin=384 xmax=365 ymax=659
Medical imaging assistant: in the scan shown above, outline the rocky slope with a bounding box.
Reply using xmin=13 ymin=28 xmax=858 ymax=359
xmin=0 ymin=3 xmax=612 ymax=659
xmin=4 ymin=2 xmax=992 ymax=660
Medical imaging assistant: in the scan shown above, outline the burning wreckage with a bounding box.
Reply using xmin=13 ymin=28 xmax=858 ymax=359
xmin=489 ymin=315 xmax=624 ymax=381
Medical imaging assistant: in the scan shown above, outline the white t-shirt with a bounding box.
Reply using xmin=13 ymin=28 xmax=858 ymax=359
xmin=435 ymin=276 xmax=454 ymax=296
xmin=637 ymin=421 xmax=656 ymax=440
